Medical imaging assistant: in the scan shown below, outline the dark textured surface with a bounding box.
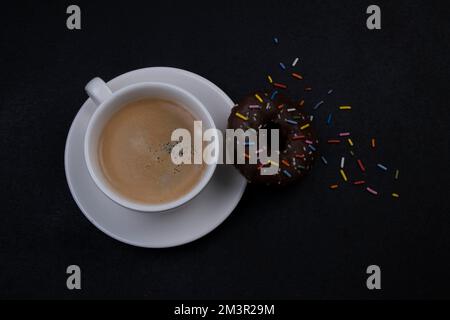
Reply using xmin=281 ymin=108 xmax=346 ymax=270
xmin=0 ymin=0 xmax=449 ymax=299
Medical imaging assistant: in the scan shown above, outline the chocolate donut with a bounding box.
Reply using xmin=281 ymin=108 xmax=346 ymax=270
xmin=227 ymin=92 xmax=318 ymax=186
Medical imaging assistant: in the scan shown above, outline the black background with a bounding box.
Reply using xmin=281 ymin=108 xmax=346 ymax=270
xmin=1 ymin=0 xmax=449 ymax=299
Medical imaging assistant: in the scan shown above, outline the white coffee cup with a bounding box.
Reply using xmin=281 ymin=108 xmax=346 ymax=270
xmin=84 ymin=77 xmax=219 ymax=212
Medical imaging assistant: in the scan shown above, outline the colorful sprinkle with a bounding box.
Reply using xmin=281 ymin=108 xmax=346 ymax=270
xmin=287 ymin=108 xmax=296 ymax=112
xmin=327 ymin=89 xmax=334 ymax=94
xmin=255 ymin=94 xmax=263 ymax=103
xmin=292 ymin=57 xmax=299 ymax=67
xmin=340 ymin=157 xmax=345 ymax=169
xmin=308 ymin=145 xmax=316 ymax=151
xmin=329 ymin=184 xmax=339 ymax=189
xmin=347 ymin=138 xmax=354 ymax=147
xmin=268 ymin=160 xmax=279 ymax=167
xmin=395 ymin=169 xmax=399 ymax=180
xmin=305 ymin=139 xmax=313 ymax=144
xmin=273 ymin=37 xmax=279 ymax=44
xmin=340 ymin=169 xmax=348 ymax=182
xmin=270 ymin=91 xmax=278 ymax=100
xmin=235 ymin=112 xmax=248 ymax=121
xmin=339 ymin=132 xmax=351 ymax=137
xmin=279 ymin=62 xmax=286 ymax=70
xmin=277 ymin=104 xmax=285 ymax=109
xmin=249 ymin=105 xmax=262 ymax=109
xmin=274 ymin=82 xmax=287 ymax=89
xmin=285 ymin=119 xmax=298 ymax=125
xmin=327 ymin=139 xmax=341 ymax=144
xmin=377 ymin=163 xmax=388 ymax=171
xmin=353 ymin=180 xmax=366 ymax=185
xmin=300 ymin=123 xmax=310 ymax=130
xmin=299 ymin=100 xmax=305 ymax=107
xmin=371 ymin=138 xmax=376 ymax=148
xmin=339 ymin=105 xmax=352 ymax=110
xmin=321 ymin=156 xmax=328 ymax=165
xmin=267 ymin=75 xmax=273 ymax=83
xmin=392 ymin=193 xmax=400 ymax=198
xmin=313 ymin=100 xmax=324 ymax=110
xmin=304 ymin=87 xmax=312 ymax=91
xmin=357 ymin=159 xmax=366 ymax=172
xmin=292 ymin=72 xmax=303 ymax=80
xmin=326 ymin=113 xmax=332 ymax=125
xmin=350 ymin=150 xmax=355 ymax=157
xmin=292 ymin=135 xmax=305 ymax=140
xmin=282 ymin=160 xmax=291 ymax=167
xmin=366 ymin=187 xmax=378 ymax=195
xmin=283 ymin=170 xmax=292 ymax=178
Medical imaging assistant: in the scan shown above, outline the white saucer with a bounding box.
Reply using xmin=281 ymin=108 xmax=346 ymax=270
xmin=64 ymin=67 xmax=246 ymax=248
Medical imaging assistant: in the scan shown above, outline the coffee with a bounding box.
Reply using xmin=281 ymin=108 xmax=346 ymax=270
xmin=98 ymin=98 xmax=205 ymax=204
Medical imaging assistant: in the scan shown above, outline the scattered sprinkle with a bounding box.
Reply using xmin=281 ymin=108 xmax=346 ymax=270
xmin=327 ymin=139 xmax=341 ymax=144
xmin=277 ymin=104 xmax=284 ymax=109
xmin=309 ymin=115 xmax=314 ymax=122
xmin=353 ymin=180 xmax=366 ymax=185
xmin=366 ymin=187 xmax=378 ymax=196
xmin=268 ymin=160 xmax=279 ymax=167
xmin=327 ymin=89 xmax=334 ymax=95
xmin=287 ymin=108 xmax=296 ymax=112
xmin=340 ymin=157 xmax=345 ymax=169
xmin=279 ymin=62 xmax=286 ymax=70
xmin=395 ymin=169 xmax=399 ymax=180
xmin=282 ymin=160 xmax=290 ymax=167
xmin=340 ymin=169 xmax=348 ymax=182
xmin=292 ymin=57 xmax=299 ymax=66
xmin=339 ymin=132 xmax=350 ymax=137
xmin=267 ymin=75 xmax=273 ymax=83
xmin=350 ymin=150 xmax=355 ymax=157
xmin=273 ymin=37 xmax=279 ymax=44
xmin=304 ymin=87 xmax=312 ymax=91
xmin=357 ymin=159 xmax=366 ymax=172
xmin=330 ymin=184 xmax=339 ymax=189
xmin=347 ymin=138 xmax=354 ymax=147
xmin=285 ymin=119 xmax=298 ymax=125
xmin=326 ymin=113 xmax=332 ymax=125
xmin=392 ymin=193 xmax=400 ymax=198
xmin=308 ymin=145 xmax=316 ymax=151
xmin=292 ymin=72 xmax=303 ymax=80
xmin=305 ymin=140 xmax=313 ymax=144
xmin=249 ymin=105 xmax=262 ymax=109
xmin=292 ymin=135 xmax=305 ymax=140
xmin=321 ymin=156 xmax=328 ymax=165
xmin=299 ymin=100 xmax=305 ymax=107
xmin=313 ymin=100 xmax=324 ymax=110
xmin=339 ymin=105 xmax=352 ymax=110
xmin=235 ymin=112 xmax=248 ymax=121
xmin=270 ymin=91 xmax=278 ymax=100
xmin=371 ymin=138 xmax=376 ymax=148
xmin=283 ymin=170 xmax=292 ymax=178
xmin=274 ymin=82 xmax=287 ymax=89
xmin=377 ymin=163 xmax=388 ymax=171
xmin=300 ymin=123 xmax=310 ymax=130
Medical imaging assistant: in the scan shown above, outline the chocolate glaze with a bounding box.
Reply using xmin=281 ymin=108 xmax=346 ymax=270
xmin=227 ymin=92 xmax=318 ymax=186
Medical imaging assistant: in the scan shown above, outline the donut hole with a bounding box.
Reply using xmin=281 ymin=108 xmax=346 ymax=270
xmin=263 ymin=121 xmax=288 ymax=152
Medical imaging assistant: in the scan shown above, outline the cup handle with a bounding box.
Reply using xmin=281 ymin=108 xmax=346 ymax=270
xmin=85 ymin=77 xmax=113 ymax=106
